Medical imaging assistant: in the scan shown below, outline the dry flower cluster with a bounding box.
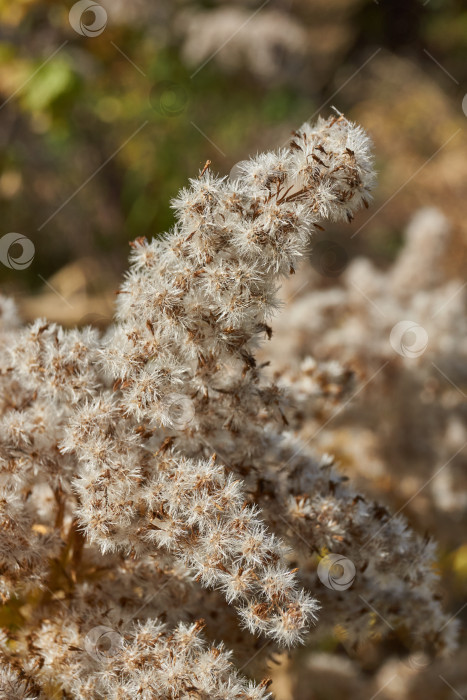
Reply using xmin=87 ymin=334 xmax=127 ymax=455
xmin=0 ymin=115 xmax=457 ymax=699
xmin=266 ymin=206 xmax=467 ymax=698
xmin=269 ymin=206 xmax=467 ymax=539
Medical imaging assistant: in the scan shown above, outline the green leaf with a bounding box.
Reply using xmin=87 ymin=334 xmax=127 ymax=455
xmin=22 ymin=58 xmax=74 ymax=112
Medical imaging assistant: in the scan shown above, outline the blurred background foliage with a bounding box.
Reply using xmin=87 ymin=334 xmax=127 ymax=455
xmin=0 ymin=0 xmax=465 ymax=320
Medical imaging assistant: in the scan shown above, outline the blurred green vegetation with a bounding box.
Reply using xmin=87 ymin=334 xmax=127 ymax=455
xmin=0 ymin=0 xmax=465 ymax=299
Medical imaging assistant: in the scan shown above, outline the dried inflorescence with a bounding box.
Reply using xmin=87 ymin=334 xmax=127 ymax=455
xmin=0 ymin=116 xmax=456 ymax=698
xmin=268 ymin=205 xmax=467 ymax=540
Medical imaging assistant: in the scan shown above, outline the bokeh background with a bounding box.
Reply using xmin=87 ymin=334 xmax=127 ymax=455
xmin=0 ymin=1 xmax=466 ymax=698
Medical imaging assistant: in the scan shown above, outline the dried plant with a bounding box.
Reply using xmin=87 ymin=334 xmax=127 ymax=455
xmin=0 ymin=115 xmax=456 ymax=699
xmin=269 ymin=206 xmax=467 ymax=540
